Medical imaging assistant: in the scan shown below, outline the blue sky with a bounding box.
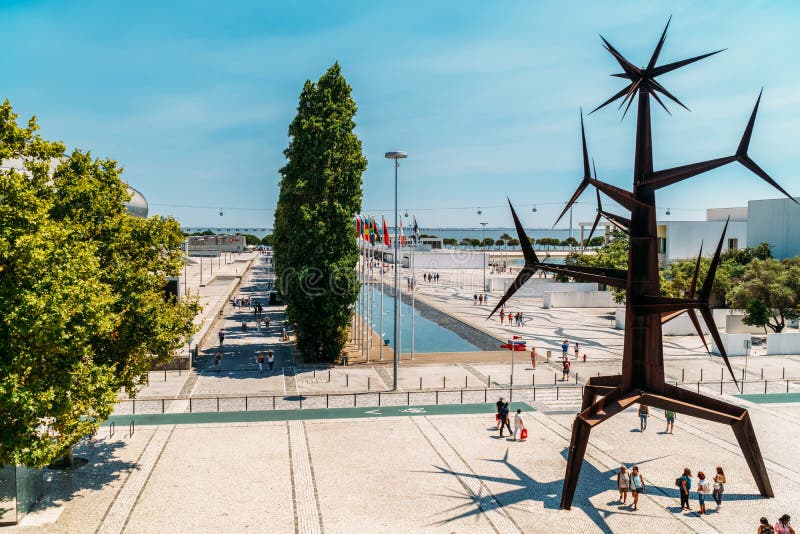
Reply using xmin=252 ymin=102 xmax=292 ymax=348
xmin=2 ymin=0 xmax=799 ymax=229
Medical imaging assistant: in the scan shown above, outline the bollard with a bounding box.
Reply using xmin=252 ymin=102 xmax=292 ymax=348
xmin=190 ymin=398 xmax=193 ymax=413
xmin=682 ymin=369 xmax=685 ymax=382
xmin=314 ymin=368 xmax=316 ymax=378
xmin=761 ymin=368 xmax=764 ymax=380
xmin=742 ymin=368 xmax=746 ymax=381
xmin=245 ymin=397 xmax=249 ymax=411
xmin=407 ymin=391 xmax=410 ymax=405
xmin=488 ymin=375 xmax=491 ymax=387
xmin=420 ymin=377 xmax=423 ymax=390
xmin=130 ymin=421 xmax=135 ymax=437
xmin=328 ymin=370 xmax=331 ymax=383
xmin=700 ymin=369 xmax=703 ymax=382
xmin=787 ymin=380 xmax=790 ymax=393
xmin=697 ymin=381 xmax=700 ymax=393
xmin=465 ymin=376 xmax=468 ymax=388
xmin=164 ymin=368 xmax=167 ymax=382
xmin=162 ymin=399 xmax=165 ymax=414
xmin=484 ymin=389 xmax=487 ymax=402
xmin=720 ymin=380 xmax=723 ymax=394
xmin=556 ymin=387 xmax=559 ymax=400
xmin=272 ymin=396 xmax=276 ymax=410
xmin=764 ymin=380 xmax=767 ymax=394
xmin=368 ymin=377 xmax=371 ymax=391
xmin=133 ymin=400 xmax=136 ymax=415
xmin=346 ymin=374 xmax=349 ymax=388
xmin=546 ymin=350 xmax=551 ymax=362
xmin=554 ymin=373 xmax=557 ymax=385
xmin=783 ymin=367 xmax=785 ymax=379
xmin=533 ymin=387 xmax=536 ymax=402
xmin=109 ymin=421 xmax=115 ymax=439
xmin=443 ymin=376 xmax=446 ymax=389
xmin=354 ymin=394 xmax=357 ymax=407
xmin=217 ymin=397 xmax=220 ymax=412
xmin=576 ymin=374 xmax=579 ymax=384
xmin=436 ymin=390 xmax=439 ymax=404
xmin=326 ymin=394 xmax=329 ymax=408
xmin=460 ymin=389 xmax=463 ymax=404
xmin=379 ymin=392 xmax=382 ymax=406
xmin=300 ymin=396 xmax=303 ymax=409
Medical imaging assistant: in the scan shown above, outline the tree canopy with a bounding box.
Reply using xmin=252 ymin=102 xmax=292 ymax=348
xmin=0 ymin=100 xmax=197 ymax=467
xmin=727 ymin=258 xmax=800 ymax=333
xmin=273 ymin=63 xmax=367 ymax=361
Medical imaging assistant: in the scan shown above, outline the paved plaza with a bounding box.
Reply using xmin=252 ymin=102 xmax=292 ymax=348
xmin=13 ymin=255 xmax=800 ymax=533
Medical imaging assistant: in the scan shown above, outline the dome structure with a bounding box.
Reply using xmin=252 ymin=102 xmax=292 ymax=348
xmin=125 ymin=186 xmax=148 ymax=218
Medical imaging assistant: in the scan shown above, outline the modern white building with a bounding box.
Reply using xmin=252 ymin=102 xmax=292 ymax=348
xmin=747 ymin=197 xmax=800 ymax=259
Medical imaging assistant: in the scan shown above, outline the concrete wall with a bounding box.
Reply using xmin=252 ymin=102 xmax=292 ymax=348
xmin=747 ymin=197 xmax=800 ymax=259
xmin=726 ymin=314 xmax=765 ymax=334
xmin=711 ymin=333 xmax=751 ymax=356
xmin=401 ymin=251 xmax=483 ymax=269
xmin=766 ymin=332 xmax=800 ymax=355
xmin=664 ymin=220 xmax=748 ymax=262
xmin=544 ymin=290 xmax=616 ymax=308
xmin=615 ymin=308 xmax=727 ymax=334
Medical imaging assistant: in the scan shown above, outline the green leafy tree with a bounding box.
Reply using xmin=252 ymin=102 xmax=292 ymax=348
xmin=442 ymin=237 xmax=458 ymax=247
xmin=0 ymin=100 xmax=197 ymax=467
xmin=507 ymin=238 xmax=520 ymax=247
xmin=273 ymin=63 xmax=367 ymax=361
xmin=468 ymin=238 xmax=481 ymax=248
xmin=727 ymin=258 xmax=800 ymax=333
xmin=589 ymin=235 xmax=605 ymax=247
xmin=481 ymin=237 xmax=494 ymax=247
xmin=261 ymin=233 xmax=274 ymax=246
xmin=495 ymin=239 xmax=505 ymax=248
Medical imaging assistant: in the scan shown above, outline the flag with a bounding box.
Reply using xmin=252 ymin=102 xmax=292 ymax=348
xmin=382 ymin=216 xmax=390 ymax=246
xmin=355 ymin=215 xmax=361 ymax=237
xmin=369 ymin=216 xmax=376 ymax=245
xmin=413 ymin=216 xmax=420 ymax=244
xmin=362 ymin=216 xmax=369 ymax=241
xmin=399 ymin=217 xmax=406 ymax=246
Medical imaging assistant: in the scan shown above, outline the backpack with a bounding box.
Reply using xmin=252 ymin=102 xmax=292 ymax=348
xmin=675 ymin=477 xmax=682 ymax=487
xmin=761 ymin=527 xmax=774 ymax=534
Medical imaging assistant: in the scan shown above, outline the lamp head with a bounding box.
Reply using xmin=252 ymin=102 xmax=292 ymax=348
xmin=384 ymin=151 xmax=408 ymax=159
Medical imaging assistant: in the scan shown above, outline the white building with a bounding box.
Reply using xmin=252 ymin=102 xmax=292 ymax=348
xmin=747 ymin=197 xmax=800 ymax=259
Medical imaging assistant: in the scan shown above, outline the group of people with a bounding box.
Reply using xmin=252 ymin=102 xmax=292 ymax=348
xmin=494 ymin=397 xmax=526 ymax=441
xmin=676 ymin=467 xmax=727 ymax=515
xmin=472 ymin=293 xmax=490 ymax=306
xmin=423 ymin=272 xmax=439 ymax=282
xmin=255 ymin=350 xmax=276 ymax=375
xmin=636 ymin=404 xmax=676 ymax=433
xmin=232 ymin=295 xmax=252 ymax=307
xmin=498 ymin=309 xmax=524 ymax=326
xmin=759 ymin=514 xmax=795 ymax=534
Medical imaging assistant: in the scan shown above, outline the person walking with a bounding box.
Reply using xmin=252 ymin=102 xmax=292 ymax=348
xmin=678 ymin=467 xmax=692 ymax=510
xmin=665 ymin=409 xmax=676 ymax=433
xmin=696 ymin=471 xmax=711 ymax=515
xmin=267 ymin=350 xmax=275 ymax=372
xmin=530 ymin=347 xmax=537 ymax=369
xmin=218 ymin=329 xmax=225 ymax=346
xmin=512 ymin=409 xmax=524 ymax=441
xmin=775 ymin=515 xmax=794 ymax=534
xmin=478 ymin=294 xmax=483 ymax=306
xmin=638 ymin=404 xmax=649 ymax=431
xmin=629 ymin=466 xmax=645 ymax=511
xmin=562 ymin=359 xmax=570 ymax=381
xmin=256 ymin=352 xmax=265 ymax=375
xmin=473 ymin=294 xmax=478 ymax=306
xmin=574 ymin=342 xmax=580 ymax=360
xmin=712 ymin=466 xmax=726 ymax=508
xmin=561 ymin=339 xmax=569 ymax=359
xmin=617 ymin=465 xmax=630 ymax=504
xmin=495 ymin=397 xmax=505 ymax=430
xmin=483 ymin=294 xmax=489 ymax=306
xmin=758 ymin=517 xmax=775 ymax=534
xmin=500 ymin=309 xmax=505 ymax=325
xmin=498 ymin=402 xmax=512 ymax=438
xmin=214 ymin=351 xmax=222 ymax=373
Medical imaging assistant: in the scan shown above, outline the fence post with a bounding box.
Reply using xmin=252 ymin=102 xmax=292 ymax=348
xmin=328 ymin=369 xmax=331 ymax=383
xmin=533 ymin=387 xmax=536 ymax=401
xmin=379 ymin=392 xmax=382 ymax=406
xmin=326 ymin=394 xmax=329 ymax=408
xmin=697 ymin=381 xmax=700 ymax=393
xmin=682 ymin=369 xmax=685 ymax=382
xmin=245 ymin=396 xmax=248 ymax=411
xmin=313 ymin=368 xmax=316 ymax=379
xmin=700 ymin=369 xmax=703 ymax=382
xmin=272 ymin=396 xmax=275 ymax=410
xmin=443 ymin=376 xmax=446 ymax=389
xmin=436 ymin=390 xmax=439 ymax=405
xmin=465 ymin=376 xmax=468 ymax=388
xmin=487 ymin=375 xmax=491 ymax=387
xmin=787 ymin=380 xmax=790 ymax=393
xmin=742 ymin=368 xmax=745 ymax=381
xmin=720 ymin=380 xmax=723 ymax=394
xmin=484 ymin=389 xmax=487 ymax=403
xmin=354 ymin=394 xmax=357 ymax=407
xmin=420 ymin=377 xmax=422 ymax=390
xmin=162 ymin=399 xmax=165 ymax=414
xmin=460 ymin=389 xmax=463 ymax=404
xmin=368 ymin=377 xmax=371 ymax=391
xmin=761 ymin=368 xmax=764 ymax=380
xmin=217 ymin=397 xmax=220 ymax=412
xmin=346 ymin=374 xmax=349 ymax=388
xmin=300 ymin=396 xmax=303 ymax=409
xmin=783 ymin=367 xmax=785 ymax=379
xmin=764 ymin=380 xmax=768 ymax=394
xmin=133 ymin=400 xmax=136 ymax=415
xmin=554 ymin=373 xmax=557 ymax=385
xmin=575 ymin=374 xmax=579 ymax=385
xmin=190 ymin=398 xmax=193 ymax=413
xmin=407 ymin=391 xmax=410 ymax=405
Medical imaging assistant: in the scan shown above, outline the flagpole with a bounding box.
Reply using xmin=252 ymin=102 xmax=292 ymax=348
xmin=411 ymin=234 xmax=415 ymax=361
xmin=368 ymin=240 xmax=373 ymax=363
xmin=380 ymin=239 xmax=384 ymax=361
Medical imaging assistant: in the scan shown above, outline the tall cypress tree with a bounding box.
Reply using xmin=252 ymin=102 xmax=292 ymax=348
xmin=274 ymin=63 xmax=367 ymax=360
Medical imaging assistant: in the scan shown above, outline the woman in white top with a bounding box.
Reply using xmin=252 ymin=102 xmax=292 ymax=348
xmin=513 ymin=409 xmax=524 ymax=441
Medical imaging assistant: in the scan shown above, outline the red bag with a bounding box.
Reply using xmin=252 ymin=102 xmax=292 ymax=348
xmin=520 ymin=428 xmax=528 ymax=440
xmin=495 ymin=414 xmax=500 ymax=421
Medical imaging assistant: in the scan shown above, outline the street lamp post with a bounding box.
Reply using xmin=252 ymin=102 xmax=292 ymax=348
xmin=480 ymin=221 xmax=488 ymax=291
xmin=385 ymin=151 xmax=407 ymax=391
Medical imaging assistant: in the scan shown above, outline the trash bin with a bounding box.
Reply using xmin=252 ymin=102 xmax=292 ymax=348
xmin=546 ymin=350 xmax=551 ymax=362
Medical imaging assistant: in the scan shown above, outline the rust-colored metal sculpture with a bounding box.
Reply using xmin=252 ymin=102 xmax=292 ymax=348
xmin=492 ymin=18 xmax=795 ymax=510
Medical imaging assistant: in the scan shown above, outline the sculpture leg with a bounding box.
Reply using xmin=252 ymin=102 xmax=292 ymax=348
xmin=561 ymin=386 xmax=640 ymax=510
xmin=732 ymin=411 xmax=774 ymax=497
xmin=581 ymin=375 xmax=621 ymax=412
